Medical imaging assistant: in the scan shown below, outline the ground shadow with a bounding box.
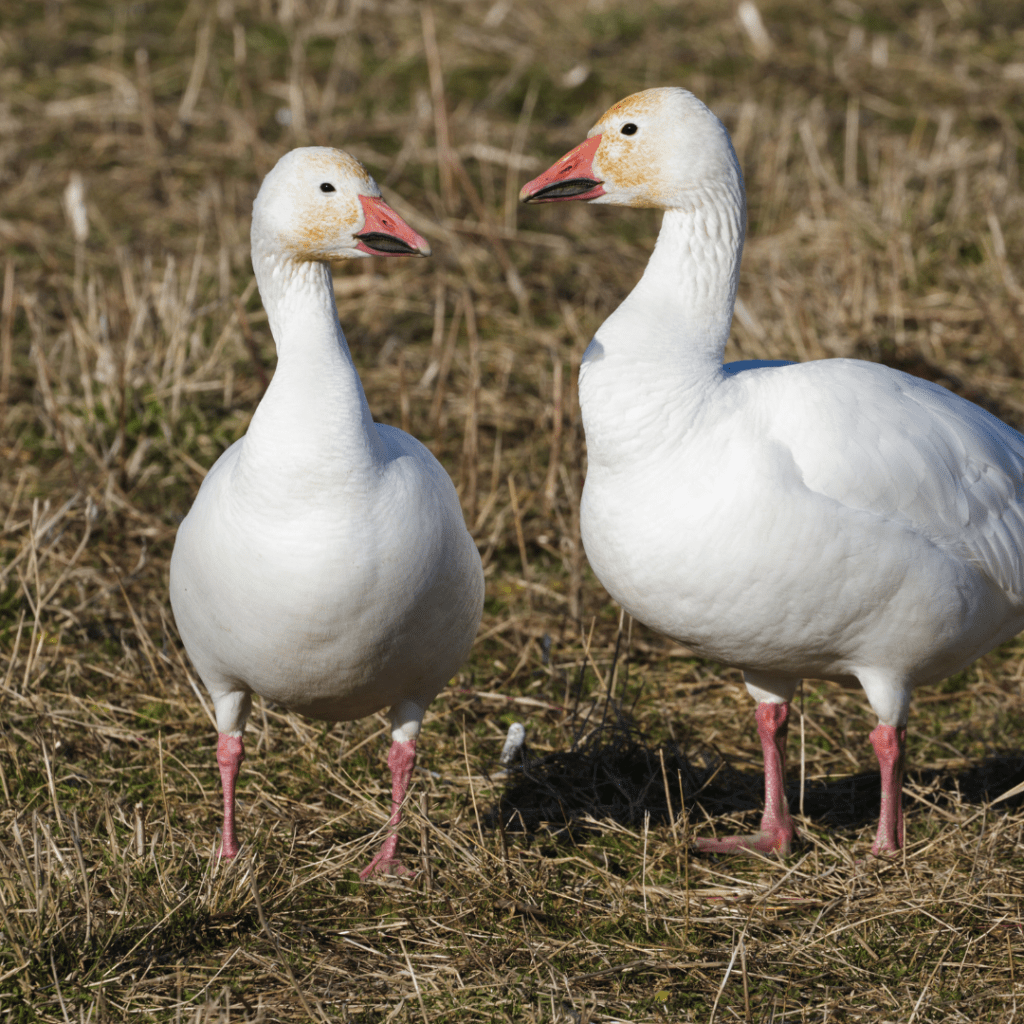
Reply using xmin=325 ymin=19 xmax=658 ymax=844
xmin=486 ymin=704 xmax=1024 ymax=841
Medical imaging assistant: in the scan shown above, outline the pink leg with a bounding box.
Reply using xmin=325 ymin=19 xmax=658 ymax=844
xmin=695 ymin=702 xmax=796 ymax=855
xmin=870 ymin=724 xmax=906 ymax=855
xmin=217 ymin=734 xmax=244 ymax=859
xmin=359 ymin=738 xmax=417 ymax=881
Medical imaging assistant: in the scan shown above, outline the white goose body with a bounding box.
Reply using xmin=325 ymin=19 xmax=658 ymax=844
xmin=522 ymin=89 xmax=1024 ymax=855
xmin=173 ymin=336 xmax=479 ymax=724
xmin=170 ymin=148 xmax=483 ymax=876
xmin=580 ymin=332 xmax=1024 ymax=713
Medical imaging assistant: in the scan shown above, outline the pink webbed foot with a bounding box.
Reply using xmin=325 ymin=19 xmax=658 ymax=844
xmin=359 ymin=737 xmax=418 ymax=881
xmin=359 ymin=834 xmax=415 ymax=880
xmin=870 ymin=723 xmax=907 ymax=856
xmin=694 ymin=826 xmax=794 ymax=856
xmin=694 ymin=702 xmax=796 ymax=857
xmin=216 ymin=733 xmax=245 ymax=859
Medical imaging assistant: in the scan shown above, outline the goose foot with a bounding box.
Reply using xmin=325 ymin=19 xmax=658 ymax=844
xmin=869 ymin=724 xmax=906 ymax=855
xmin=216 ymin=733 xmax=244 ymax=859
xmin=358 ymin=737 xmax=418 ymax=881
xmin=694 ymin=828 xmax=793 ymax=856
xmin=694 ymin=701 xmax=796 ymax=857
xmin=359 ymin=835 xmax=415 ymax=881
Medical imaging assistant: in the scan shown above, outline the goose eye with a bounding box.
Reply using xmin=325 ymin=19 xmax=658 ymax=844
xmin=621 ymin=123 xmax=638 ymax=136
xmin=320 ymin=182 xmax=336 ymax=193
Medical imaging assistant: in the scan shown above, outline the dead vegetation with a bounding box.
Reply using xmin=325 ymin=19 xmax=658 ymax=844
xmin=2 ymin=0 xmax=1024 ymax=1020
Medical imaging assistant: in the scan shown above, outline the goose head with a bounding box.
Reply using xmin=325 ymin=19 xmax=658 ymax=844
xmin=252 ymin=147 xmax=431 ymax=261
xmin=519 ymin=87 xmax=742 ymax=211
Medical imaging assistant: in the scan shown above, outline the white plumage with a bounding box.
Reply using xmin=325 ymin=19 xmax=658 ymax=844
xmin=499 ymin=722 xmax=526 ymax=766
xmin=170 ymin=148 xmax=484 ymax=877
xmin=521 ymin=88 xmax=1024 ymax=855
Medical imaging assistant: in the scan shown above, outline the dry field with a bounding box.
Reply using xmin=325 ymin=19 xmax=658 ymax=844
xmin=3 ymin=0 xmax=1024 ymax=1020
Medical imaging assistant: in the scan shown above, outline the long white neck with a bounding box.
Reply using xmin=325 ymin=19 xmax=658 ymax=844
xmin=237 ymin=247 xmax=382 ymax=493
xmin=578 ymin=181 xmax=745 ymax=466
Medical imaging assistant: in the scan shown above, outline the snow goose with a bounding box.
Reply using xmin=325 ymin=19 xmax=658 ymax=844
xmin=170 ymin=148 xmax=484 ymax=878
xmin=520 ymin=88 xmax=1024 ymax=855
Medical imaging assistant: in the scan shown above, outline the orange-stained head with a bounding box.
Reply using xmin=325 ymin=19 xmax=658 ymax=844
xmin=252 ymin=147 xmax=431 ymax=262
xmin=521 ymin=88 xmax=743 ymax=211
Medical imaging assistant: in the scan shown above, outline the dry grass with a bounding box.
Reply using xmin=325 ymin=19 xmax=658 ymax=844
xmin=3 ymin=0 xmax=1024 ymax=1020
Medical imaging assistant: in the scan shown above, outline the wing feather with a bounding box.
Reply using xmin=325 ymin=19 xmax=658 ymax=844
xmin=751 ymin=359 xmax=1024 ymax=598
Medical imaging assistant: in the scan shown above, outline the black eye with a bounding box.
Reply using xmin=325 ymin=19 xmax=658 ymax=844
xmin=320 ymin=182 xmax=336 ymax=193
xmin=621 ymin=123 xmax=638 ymax=136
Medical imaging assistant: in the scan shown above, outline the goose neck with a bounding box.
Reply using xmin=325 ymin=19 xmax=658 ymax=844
xmin=252 ymin=248 xmax=347 ymax=360
xmin=242 ymin=248 xmax=381 ymax=475
xmin=577 ymin=183 xmax=745 ymax=466
xmin=604 ymin=184 xmax=745 ymax=371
